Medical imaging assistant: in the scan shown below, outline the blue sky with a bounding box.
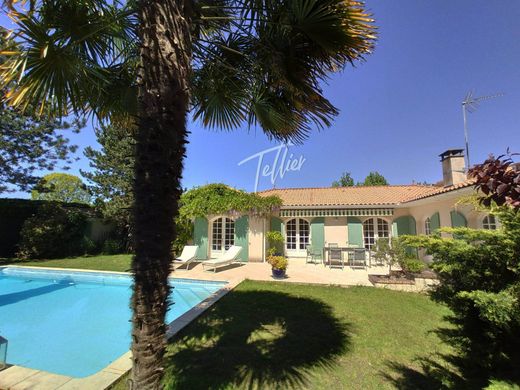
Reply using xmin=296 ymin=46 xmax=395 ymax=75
xmin=4 ymin=0 xmax=520 ymax=197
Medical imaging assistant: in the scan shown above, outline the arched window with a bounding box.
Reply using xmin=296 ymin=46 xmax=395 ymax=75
xmin=211 ymin=217 xmax=234 ymax=255
xmin=424 ymin=217 xmax=431 ymax=235
xmin=482 ymin=215 xmax=497 ymax=230
xmin=285 ymin=218 xmax=310 ymax=254
xmin=363 ymin=218 xmax=389 ymax=249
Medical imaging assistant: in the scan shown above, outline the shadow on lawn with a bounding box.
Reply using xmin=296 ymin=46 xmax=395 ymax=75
xmin=382 ymin=324 xmax=520 ymax=390
xmin=163 ymin=289 xmax=351 ymax=390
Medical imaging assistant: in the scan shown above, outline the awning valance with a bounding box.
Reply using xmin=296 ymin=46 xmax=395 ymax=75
xmin=279 ymin=208 xmax=394 ymax=218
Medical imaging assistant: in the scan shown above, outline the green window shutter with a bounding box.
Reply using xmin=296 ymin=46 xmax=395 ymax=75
xmin=271 ymin=216 xmax=285 ymax=240
xmin=234 ymin=216 xmax=249 ymax=262
xmin=450 ymin=211 xmax=467 ymax=227
xmin=347 ymin=217 xmax=363 ymax=247
xmin=310 ymin=217 xmax=324 ymax=254
xmin=193 ymin=217 xmax=208 ymax=260
xmin=270 ymin=217 xmax=283 ymax=233
xmin=430 ymin=212 xmax=441 ymax=233
xmin=393 ymin=216 xmax=417 ymax=236
xmin=393 ymin=216 xmax=417 ymax=255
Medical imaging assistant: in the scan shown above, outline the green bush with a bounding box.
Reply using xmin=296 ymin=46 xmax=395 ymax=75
xmin=372 ymin=237 xmax=408 ymax=272
xmin=266 ymin=230 xmax=284 ymax=256
xmin=402 ymin=207 xmax=520 ymax=383
xmin=172 ymin=216 xmax=193 ymax=257
xmin=102 ymin=238 xmax=123 ymax=255
xmin=81 ymin=236 xmax=98 ymax=255
xmin=266 ymin=255 xmax=288 ymax=270
xmin=399 ymin=255 xmax=425 ymax=274
xmin=17 ymin=204 xmax=89 ymax=259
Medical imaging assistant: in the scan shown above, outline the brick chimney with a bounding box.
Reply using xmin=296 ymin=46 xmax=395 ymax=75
xmin=439 ymin=149 xmax=466 ymax=187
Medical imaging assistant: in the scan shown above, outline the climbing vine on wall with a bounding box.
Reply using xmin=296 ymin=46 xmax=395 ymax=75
xmin=179 ymin=183 xmax=282 ymax=219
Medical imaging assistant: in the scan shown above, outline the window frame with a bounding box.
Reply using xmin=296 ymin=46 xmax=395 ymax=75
xmin=482 ymin=215 xmax=497 ymax=230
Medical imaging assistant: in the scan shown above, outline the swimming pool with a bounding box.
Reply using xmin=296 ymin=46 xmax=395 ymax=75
xmin=0 ymin=267 xmax=226 ymax=378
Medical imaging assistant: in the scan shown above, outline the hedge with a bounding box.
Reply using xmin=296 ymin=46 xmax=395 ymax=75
xmin=0 ymin=198 xmax=94 ymax=258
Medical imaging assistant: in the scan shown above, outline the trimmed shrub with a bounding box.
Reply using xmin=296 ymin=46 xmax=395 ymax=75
xmin=17 ymin=203 xmax=89 ymax=259
xmin=399 ymin=255 xmax=425 ymax=274
xmin=0 ymin=199 xmax=45 ymax=257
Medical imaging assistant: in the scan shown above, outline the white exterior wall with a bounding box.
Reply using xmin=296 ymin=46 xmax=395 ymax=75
xmin=324 ymin=217 xmax=348 ymax=247
xmin=402 ymin=188 xmax=479 ymax=234
xmin=248 ymin=216 xmax=265 ymax=262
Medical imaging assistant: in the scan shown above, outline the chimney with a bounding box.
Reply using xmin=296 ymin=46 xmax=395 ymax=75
xmin=439 ymin=149 xmax=466 ymax=187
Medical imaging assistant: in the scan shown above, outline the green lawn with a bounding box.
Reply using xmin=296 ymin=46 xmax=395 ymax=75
xmin=115 ymin=281 xmax=453 ymax=390
xmin=0 ymin=254 xmax=132 ymax=272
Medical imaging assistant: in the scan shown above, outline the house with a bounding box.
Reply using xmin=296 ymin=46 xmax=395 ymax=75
xmin=192 ymin=150 xmax=498 ymax=262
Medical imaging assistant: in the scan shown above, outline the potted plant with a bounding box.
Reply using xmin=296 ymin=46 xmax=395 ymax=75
xmin=266 ymin=230 xmax=287 ymax=278
xmin=267 ymin=255 xmax=288 ymax=278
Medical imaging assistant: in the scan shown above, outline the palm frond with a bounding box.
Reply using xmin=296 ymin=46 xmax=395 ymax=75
xmin=0 ymin=0 xmax=136 ymax=118
xmin=191 ymin=0 xmax=376 ymax=142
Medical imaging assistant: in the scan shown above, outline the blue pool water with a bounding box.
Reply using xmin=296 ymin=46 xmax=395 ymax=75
xmin=0 ymin=267 xmax=225 ymax=377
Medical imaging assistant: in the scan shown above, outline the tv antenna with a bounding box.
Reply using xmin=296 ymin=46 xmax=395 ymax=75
xmin=462 ymin=91 xmax=503 ymax=168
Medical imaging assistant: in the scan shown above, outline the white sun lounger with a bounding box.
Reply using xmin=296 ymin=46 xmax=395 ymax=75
xmin=202 ymin=245 xmax=243 ymax=272
xmin=173 ymin=245 xmax=199 ymax=270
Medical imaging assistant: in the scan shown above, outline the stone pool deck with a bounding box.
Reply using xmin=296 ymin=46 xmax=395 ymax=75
xmin=172 ymin=257 xmax=390 ymax=286
xmin=0 ymin=260 xmax=392 ymax=389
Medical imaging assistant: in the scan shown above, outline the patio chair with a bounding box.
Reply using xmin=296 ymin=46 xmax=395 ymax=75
xmin=173 ymin=245 xmax=199 ymax=270
xmin=306 ymin=245 xmax=322 ymax=264
xmin=327 ymin=248 xmax=344 ymax=269
xmin=349 ymin=248 xmax=367 ymax=269
xmin=202 ymin=245 xmax=243 ymax=273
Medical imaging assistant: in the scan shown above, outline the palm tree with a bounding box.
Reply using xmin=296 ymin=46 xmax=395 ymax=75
xmin=0 ymin=0 xmax=375 ymax=387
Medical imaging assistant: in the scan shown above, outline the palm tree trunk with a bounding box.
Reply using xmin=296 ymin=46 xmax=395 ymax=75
xmin=131 ymin=0 xmax=191 ymax=388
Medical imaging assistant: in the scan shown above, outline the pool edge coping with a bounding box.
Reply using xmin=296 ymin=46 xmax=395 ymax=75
xmin=0 ymin=265 xmax=243 ymax=390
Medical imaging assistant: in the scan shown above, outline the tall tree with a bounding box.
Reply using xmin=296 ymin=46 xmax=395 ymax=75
xmin=0 ymin=103 xmax=81 ymax=193
xmin=0 ymin=1 xmax=376 ymax=387
xmin=362 ymin=171 xmax=388 ymax=186
xmin=32 ymin=172 xmax=91 ymax=203
xmin=332 ymin=171 xmax=354 ymax=187
xmin=82 ymin=123 xmax=135 ymax=245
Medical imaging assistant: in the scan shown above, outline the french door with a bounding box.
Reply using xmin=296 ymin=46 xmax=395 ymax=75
xmin=211 ymin=217 xmax=234 ymax=258
xmin=285 ymin=218 xmax=310 ymax=257
xmin=363 ymin=218 xmax=390 ymax=250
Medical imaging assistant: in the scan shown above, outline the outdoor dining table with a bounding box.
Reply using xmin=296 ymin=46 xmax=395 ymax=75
xmin=322 ymin=247 xmax=371 ymax=268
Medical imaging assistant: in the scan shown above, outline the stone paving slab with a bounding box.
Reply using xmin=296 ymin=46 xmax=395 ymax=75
xmin=11 ymin=371 xmax=71 ymax=390
xmin=0 ymin=366 xmax=42 ymax=389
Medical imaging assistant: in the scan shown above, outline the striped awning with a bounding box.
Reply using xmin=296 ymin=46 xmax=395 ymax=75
xmin=279 ymin=208 xmax=394 ymax=218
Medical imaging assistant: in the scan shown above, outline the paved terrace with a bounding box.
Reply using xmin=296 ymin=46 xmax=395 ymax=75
xmin=171 ymin=258 xmax=391 ymax=286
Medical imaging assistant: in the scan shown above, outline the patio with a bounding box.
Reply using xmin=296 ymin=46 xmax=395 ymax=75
xmin=172 ymin=258 xmax=390 ymax=287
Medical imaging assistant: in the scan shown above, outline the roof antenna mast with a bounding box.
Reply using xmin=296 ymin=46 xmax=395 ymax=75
xmin=461 ymin=91 xmax=503 ymax=169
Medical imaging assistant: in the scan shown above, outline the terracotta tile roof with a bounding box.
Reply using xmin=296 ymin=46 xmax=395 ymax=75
xmin=259 ymin=181 xmax=476 ymax=207
xmin=403 ymin=179 xmax=476 ymax=202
